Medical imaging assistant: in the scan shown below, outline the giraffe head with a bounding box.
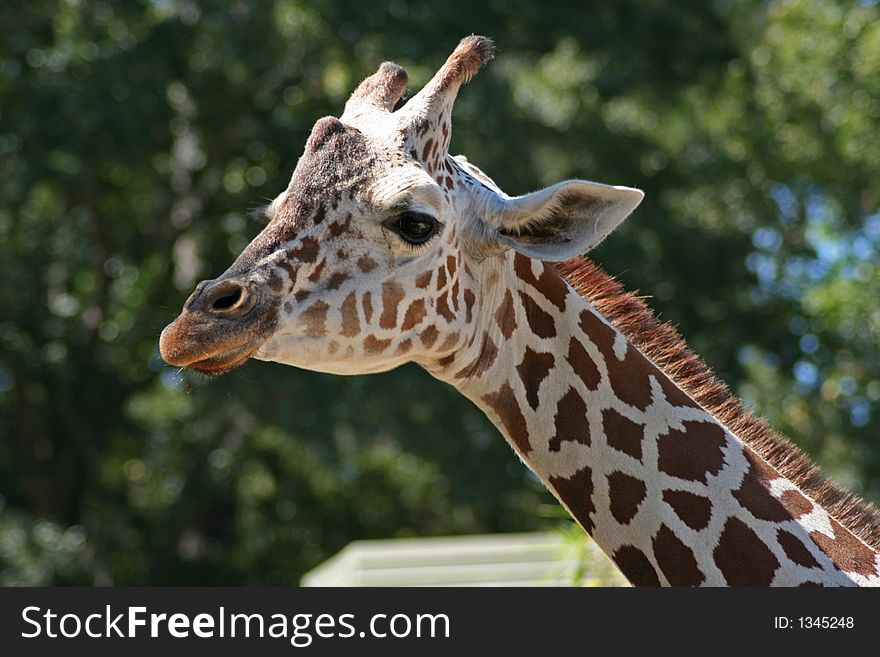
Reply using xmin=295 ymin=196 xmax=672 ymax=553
xmin=159 ymin=36 xmax=643 ymax=376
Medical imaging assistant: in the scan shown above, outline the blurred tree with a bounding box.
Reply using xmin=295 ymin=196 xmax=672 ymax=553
xmin=0 ymin=0 xmax=878 ymax=584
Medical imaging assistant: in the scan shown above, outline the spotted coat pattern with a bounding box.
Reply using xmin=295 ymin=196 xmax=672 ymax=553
xmin=161 ymin=36 xmax=880 ymax=586
xmin=437 ymin=253 xmax=880 ymax=586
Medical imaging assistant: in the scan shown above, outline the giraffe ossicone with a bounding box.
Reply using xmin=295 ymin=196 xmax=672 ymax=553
xmin=160 ymin=36 xmax=880 ymax=586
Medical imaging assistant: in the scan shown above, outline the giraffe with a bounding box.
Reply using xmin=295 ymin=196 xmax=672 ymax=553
xmin=159 ymin=36 xmax=880 ymax=586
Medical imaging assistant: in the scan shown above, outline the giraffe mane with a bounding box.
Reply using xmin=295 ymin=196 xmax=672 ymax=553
xmin=554 ymin=256 xmax=880 ymax=552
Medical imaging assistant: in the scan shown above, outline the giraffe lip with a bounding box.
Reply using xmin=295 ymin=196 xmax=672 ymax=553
xmin=183 ymin=343 xmax=261 ymax=376
xmin=159 ymin=289 xmax=278 ymax=376
xmin=159 ymin=320 xmax=264 ymax=376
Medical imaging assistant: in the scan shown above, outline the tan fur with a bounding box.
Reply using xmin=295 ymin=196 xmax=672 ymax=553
xmin=555 ymin=257 xmax=880 ymax=552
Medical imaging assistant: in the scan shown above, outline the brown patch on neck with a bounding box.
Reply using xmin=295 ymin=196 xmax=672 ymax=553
xmin=549 ymin=387 xmax=590 ymax=452
xmin=481 ymin=383 xmax=531 ymax=455
xmin=713 ymin=516 xmax=780 ymax=586
xmin=653 ymin=524 xmax=705 ymax=586
xmin=777 ymin=529 xmax=821 ymax=569
xmin=567 ymin=337 xmax=600 ymax=391
xmin=494 ymin=290 xmax=516 ymax=339
xmin=580 ymin=308 xmax=652 ymax=411
xmin=602 ymin=408 xmax=645 ymax=462
xmin=607 ymin=471 xmax=646 ymax=525
xmin=780 ymin=490 xmax=814 ymax=517
xmin=657 ymin=421 xmax=726 ymax=485
xmin=549 ymin=466 xmax=595 ymax=535
xmin=810 ymin=520 xmax=879 ymax=577
xmin=515 ymin=347 xmax=555 ymax=410
xmin=553 ymin=257 xmax=880 ymax=554
xmin=662 ymin=489 xmax=712 ymax=531
xmin=735 ymin=452 xmax=801 ymax=522
xmin=463 ymin=288 xmax=476 ymax=324
xmin=518 ymin=291 xmax=556 ymax=339
xmin=612 ymin=545 xmax=660 ymax=587
xmin=513 ymin=254 xmax=568 ymax=311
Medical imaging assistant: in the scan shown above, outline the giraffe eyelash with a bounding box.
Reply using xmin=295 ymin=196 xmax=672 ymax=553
xmin=402 ymin=233 xmax=442 ymax=254
xmin=385 ymin=230 xmax=442 ymax=255
xmin=384 ymin=211 xmax=443 ymax=250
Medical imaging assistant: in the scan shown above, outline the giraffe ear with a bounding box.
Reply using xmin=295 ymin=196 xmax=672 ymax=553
xmin=488 ymin=180 xmax=644 ymax=260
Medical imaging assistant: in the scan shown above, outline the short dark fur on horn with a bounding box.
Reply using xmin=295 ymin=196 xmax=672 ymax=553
xmin=344 ymin=61 xmax=409 ymax=115
xmin=391 ymin=35 xmax=495 ymax=157
xmin=400 ymin=35 xmax=494 ymax=118
xmin=433 ymin=35 xmax=495 ymax=91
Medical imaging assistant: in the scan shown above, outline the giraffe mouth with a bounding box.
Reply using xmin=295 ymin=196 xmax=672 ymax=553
xmin=184 ymin=343 xmax=262 ymax=376
xmin=159 ymin=274 xmax=280 ymax=377
xmin=159 ymin=313 xmax=272 ymax=377
xmin=159 ymin=330 xmax=263 ymax=376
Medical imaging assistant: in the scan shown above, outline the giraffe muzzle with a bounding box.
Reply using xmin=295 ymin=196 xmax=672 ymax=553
xmin=159 ymin=277 xmax=277 ymax=375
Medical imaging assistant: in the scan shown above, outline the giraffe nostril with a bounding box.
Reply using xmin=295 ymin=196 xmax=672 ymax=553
xmin=198 ymin=279 xmax=250 ymax=315
xmin=212 ymin=288 xmax=244 ymax=311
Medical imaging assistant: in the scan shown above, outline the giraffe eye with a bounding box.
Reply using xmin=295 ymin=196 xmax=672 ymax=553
xmin=392 ymin=211 xmax=438 ymax=245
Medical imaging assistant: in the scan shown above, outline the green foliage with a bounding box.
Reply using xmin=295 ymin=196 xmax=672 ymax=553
xmin=556 ymin=523 xmax=630 ymax=587
xmin=1 ymin=0 xmax=879 ymax=584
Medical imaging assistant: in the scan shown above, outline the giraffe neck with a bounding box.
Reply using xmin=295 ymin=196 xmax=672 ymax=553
xmin=427 ymin=253 xmax=880 ymax=586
